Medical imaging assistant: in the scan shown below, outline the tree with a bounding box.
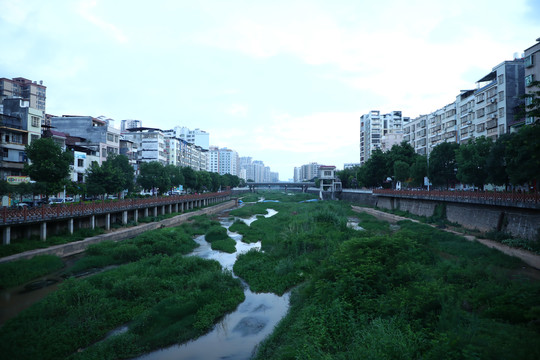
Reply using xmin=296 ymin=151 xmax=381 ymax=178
xmin=209 ymin=172 xmax=221 ymax=192
xmin=181 ymin=166 xmax=197 ymax=191
xmin=360 ymin=149 xmax=388 ymax=188
xmin=428 ymin=142 xmax=459 ymax=189
xmin=107 ymin=154 xmax=135 ymax=192
xmin=85 ymin=160 xmax=125 ymax=197
xmin=386 ymin=141 xmax=416 ymax=169
xmin=196 ymin=171 xmax=212 ymax=192
xmin=393 ymin=160 xmax=410 ymax=185
xmin=486 ymin=134 xmax=511 ymax=188
xmin=505 ymin=125 xmax=540 ymax=187
xmin=409 ymin=155 xmax=427 ymax=187
xmin=138 ymin=162 xmax=170 ymax=195
xmin=455 ymin=136 xmax=493 ymax=190
xmin=23 ymin=137 xmax=73 ymax=197
xmin=165 ymin=165 xmax=184 ymax=190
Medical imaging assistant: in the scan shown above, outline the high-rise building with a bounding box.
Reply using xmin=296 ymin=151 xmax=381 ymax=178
xmin=294 ymin=162 xmax=319 ymax=182
xmin=121 ymin=119 xmax=143 ymax=131
xmin=207 ymin=146 xmax=238 ymax=175
xmin=164 ymin=126 xmax=209 ymax=150
xmin=360 ymin=110 xmax=407 ymax=164
xmin=0 ymin=77 xmax=46 ymax=114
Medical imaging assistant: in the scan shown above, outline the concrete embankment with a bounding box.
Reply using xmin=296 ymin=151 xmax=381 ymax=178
xmin=351 ymin=206 xmax=540 ymax=271
xmin=0 ymin=200 xmax=237 ymax=264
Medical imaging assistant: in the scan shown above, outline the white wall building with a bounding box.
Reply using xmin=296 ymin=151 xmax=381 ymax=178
xmin=165 ymin=126 xmax=209 ymax=150
xmin=360 ymin=110 xmax=408 ymax=164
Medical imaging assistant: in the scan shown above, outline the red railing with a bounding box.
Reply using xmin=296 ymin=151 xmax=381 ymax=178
xmin=1 ymin=191 xmax=231 ymax=225
xmin=372 ymin=189 xmax=539 ymax=208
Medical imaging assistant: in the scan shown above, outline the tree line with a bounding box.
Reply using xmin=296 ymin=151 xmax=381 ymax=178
xmin=337 ymin=124 xmax=540 ymax=191
xmin=0 ymin=137 xmax=245 ymax=201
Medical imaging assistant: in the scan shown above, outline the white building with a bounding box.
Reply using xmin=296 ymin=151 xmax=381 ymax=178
xmin=207 ymin=146 xmax=238 ymax=175
xmin=360 ymin=110 xmax=408 ymax=164
xmin=164 ymin=126 xmax=209 ymax=150
xmin=122 ymin=127 xmax=167 ymax=165
xmin=523 ymin=38 xmax=540 ymax=126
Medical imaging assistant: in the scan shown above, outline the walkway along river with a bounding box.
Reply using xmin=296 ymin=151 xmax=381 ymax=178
xmin=135 ymin=207 xmax=289 ymax=360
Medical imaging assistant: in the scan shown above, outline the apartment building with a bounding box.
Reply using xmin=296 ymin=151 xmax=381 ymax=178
xmin=2 ymin=98 xmax=43 ymax=145
xmin=122 ymin=127 xmax=166 ymax=165
xmin=164 ymin=126 xmax=209 ymax=150
xmin=207 ymin=146 xmax=238 ymax=175
xmin=0 ymin=113 xmax=27 ymax=180
xmin=523 ymin=38 xmax=540 ymax=126
xmin=360 ymin=110 xmax=407 ymax=164
xmin=294 ymin=162 xmax=319 ymax=182
xmin=0 ymin=77 xmax=46 ymax=114
xmin=121 ymin=119 xmax=143 ymax=131
xmin=51 ymin=115 xmax=120 ymax=164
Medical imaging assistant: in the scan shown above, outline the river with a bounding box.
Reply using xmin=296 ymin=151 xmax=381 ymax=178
xmin=135 ymin=208 xmax=289 ymax=360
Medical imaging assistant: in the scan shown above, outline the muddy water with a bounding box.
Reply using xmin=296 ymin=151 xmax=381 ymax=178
xmin=0 ymin=254 xmax=84 ymax=325
xmin=136 ymin=211 xmax=290 ymax=360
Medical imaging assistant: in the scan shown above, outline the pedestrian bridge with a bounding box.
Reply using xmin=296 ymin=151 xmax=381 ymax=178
xmin=245 ymin=182 xmax=316 ymax=192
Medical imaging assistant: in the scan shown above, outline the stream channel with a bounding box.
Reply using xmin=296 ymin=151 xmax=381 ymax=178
xmin=1 ymin=206 xmax=290 ymax=359
xmin=135 ymin=207 xmax=289 ymax=360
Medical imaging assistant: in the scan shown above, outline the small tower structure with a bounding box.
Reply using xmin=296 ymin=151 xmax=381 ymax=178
xmin=318 ymin=165 xmax=342 ymax=200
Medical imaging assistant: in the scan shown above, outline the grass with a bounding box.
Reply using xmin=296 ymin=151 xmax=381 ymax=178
xmin=226 ymin=193 xmax=540 ymax=359
xmin=0 ymin=255 xmax=65 ymax=289
xmin=0 ymin=225 xmax=245 ymax=360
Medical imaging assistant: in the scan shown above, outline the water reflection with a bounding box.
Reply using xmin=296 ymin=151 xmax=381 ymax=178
xmin=136 ymin=211 xmax=290 ymax=360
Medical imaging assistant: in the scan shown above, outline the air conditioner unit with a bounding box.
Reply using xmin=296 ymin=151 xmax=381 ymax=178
xmin=490 ymin=98 xmax=496 ymax=103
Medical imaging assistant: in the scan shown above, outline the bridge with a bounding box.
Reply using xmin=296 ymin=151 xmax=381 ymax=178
xmin=1 ymin=191 xmax=231 ymax=245
xmin=245 ymin=182 xmax=316 ymax=192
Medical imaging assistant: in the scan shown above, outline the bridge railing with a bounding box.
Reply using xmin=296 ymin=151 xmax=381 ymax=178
xmin=372 ymin=189 xmax=539 ymax=208
xmin=1 ymin=191 xmax=230 ymax=225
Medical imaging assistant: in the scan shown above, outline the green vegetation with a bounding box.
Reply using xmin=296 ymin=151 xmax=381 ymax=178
xmin=0 ymin=225 xmax=244 ymax=360
xmin=227 ymin=195 xmax=540 ymax=359
xmin=205 ymin=225 xmax=236 ymax=253
xmin=0 ymin=255 xmax=64 ymax=289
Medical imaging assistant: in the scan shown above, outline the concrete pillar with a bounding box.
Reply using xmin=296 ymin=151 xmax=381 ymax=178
xmin=91 ymin=215 xmax=95 ymax=229
xmin=175 ymin=203 xmax=179 ymax=213
xmin=153 ymin=207 xmax=158 ymax=217
xmin=168 ymin=204 xmax=172 ymax=214
xmin=68 ymin=218 xmax=74 ymax=235
xmin=105 ymin=213 xmax=111 ymax=231
xmin=161 ymin=205 xmax=165 ymax=215
xmin=25 ymin=227 xmax=32 ymax=239
xmin=40 ymin=222 xmax=47 ymax=241
xmin=134 ymin=209 xmax=138 ymax=223
xmin=123 ymin=211 xmax=128 ymax=225
xmin=181 ymin=202 xmax=184 ymax=212
xmin=144 ymin=208 xmax=149 ymax=218
xmin=2 ymin=226 xmax=11 ymax=245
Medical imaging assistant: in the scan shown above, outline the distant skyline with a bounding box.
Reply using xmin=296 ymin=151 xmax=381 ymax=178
xmin=1 ymin=0 xmax=539 ymax=180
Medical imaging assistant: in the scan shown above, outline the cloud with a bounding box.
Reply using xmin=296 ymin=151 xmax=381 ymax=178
xmin=76 ymin=0 xmax=128 ymax=43
xmin=225 ymin=104 xmax=248 ymax=117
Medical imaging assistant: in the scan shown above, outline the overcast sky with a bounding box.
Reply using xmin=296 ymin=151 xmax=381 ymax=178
xmin=1 ymin=0 xmax=539 ymax=180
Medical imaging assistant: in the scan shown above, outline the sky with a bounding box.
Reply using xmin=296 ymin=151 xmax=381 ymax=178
xmin=1 ymin=0 xmax=539 ymax=180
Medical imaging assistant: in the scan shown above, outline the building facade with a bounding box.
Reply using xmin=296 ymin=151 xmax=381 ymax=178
xmin=52 ymin=115 xmax=120 ymax=164
xmin=360 ymin=110 xmax=407 ymax=164
xmin=523 ymin=38 xmax=540 ymax=126
xmin=0 ymin=77 xmax=46 ymax=114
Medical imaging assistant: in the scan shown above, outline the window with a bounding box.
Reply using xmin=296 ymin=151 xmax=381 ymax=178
xmin=476 ymin=108 xmax=485 ymax=118
xmin=498 ymin=74 xmax=504 ymax=84
xmin=476 ymin=93 xmax=485 ymax=103
xmin=77 ymin=159 xmax=84 ymax=167
xmin=2 ymin=148 xmax=7 ymax=158
xmin=525 ymin=55 xmax=534 ymax=68
xmin=525 ymin=74 xmax=535 ymax=87
xmin=102 ymin=148 xmax=107 ymax=157
xmin=498 ymin=107 xmax=505 ymax=118
xmin=107 ymin=133 xmax=114 ymax=142
xmin=31 ymin=116 xmax=40 ymax=127
xmin=498 ymin=91 xmax=504 ymax=102
xmin=476 ymin=123 xmax=485 ymax=132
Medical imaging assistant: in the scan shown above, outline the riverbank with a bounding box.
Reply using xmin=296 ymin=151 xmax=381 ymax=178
xmin=351 ymin=205 xmax=540 ymax=271
xmin=0 ymin=200 xmax=237 ymax=264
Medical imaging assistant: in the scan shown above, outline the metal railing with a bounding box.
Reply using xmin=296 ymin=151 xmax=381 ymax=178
xmin=372 ymin=189 xmax=539 ymax=208
xmin=1 ymin=191 xmax=230 ymax=225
